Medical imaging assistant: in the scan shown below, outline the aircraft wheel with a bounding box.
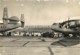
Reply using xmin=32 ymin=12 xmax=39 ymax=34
xmin=63 ymin=34 xmax=69 ymax=38
xmin=72 ymin=34 xmax=79 ymax=39
xmin=7 ymin=32 xmax=11 ymax=36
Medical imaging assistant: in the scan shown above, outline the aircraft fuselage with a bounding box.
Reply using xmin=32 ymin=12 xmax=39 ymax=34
xmin=52 ymin=19 xmax=80 ymax=37
xmin=0 ymin=23 xmax=21 ymax=32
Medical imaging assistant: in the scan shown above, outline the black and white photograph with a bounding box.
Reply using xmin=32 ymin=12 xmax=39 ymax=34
xmin=0 ymin=0 xmax=80 ymax=55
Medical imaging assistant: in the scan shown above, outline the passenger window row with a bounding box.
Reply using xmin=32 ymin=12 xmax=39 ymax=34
xmin=0 ymin=26 xmax=6 ymax=28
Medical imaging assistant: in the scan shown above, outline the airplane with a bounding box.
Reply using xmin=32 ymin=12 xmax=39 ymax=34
xmin=51 ymin=17 xmax=80 ymax=38
xmin=0 ymin=7 xmax=25 ymax=36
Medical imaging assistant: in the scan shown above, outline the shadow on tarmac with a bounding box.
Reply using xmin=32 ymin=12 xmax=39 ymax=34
xmin=51 ymin=37 xmax=80 ymax=47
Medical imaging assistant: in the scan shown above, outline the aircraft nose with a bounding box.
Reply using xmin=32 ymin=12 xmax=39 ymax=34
xmin=51 ymin=25 xmax=57 ymax=30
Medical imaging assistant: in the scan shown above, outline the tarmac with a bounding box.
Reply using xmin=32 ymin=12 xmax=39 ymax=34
xmin=0 ymin=36 xmax=80 ymax=55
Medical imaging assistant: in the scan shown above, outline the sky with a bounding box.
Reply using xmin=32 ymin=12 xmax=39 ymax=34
xmin=0 ymin=0 xmax=80 ymax=25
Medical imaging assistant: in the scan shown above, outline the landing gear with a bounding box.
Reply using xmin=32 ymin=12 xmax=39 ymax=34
xmin=2 ymin=32 xmax=11 ymax=36
xmin=63 ymin=33 xmax=79 ymax=39
xmin=63 ymin=34 xmax=69 ymax=38
xmin=71 ymin=34 xmax=79 ymax=39
xmin=7 ymin=32 xmax=11 ymax=36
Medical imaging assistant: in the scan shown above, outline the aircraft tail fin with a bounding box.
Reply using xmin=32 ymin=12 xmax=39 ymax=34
xmin=3 ymin=7 xmax=8 ymax=25
xmin=20 ymin=14 xmax=25 ymax=27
